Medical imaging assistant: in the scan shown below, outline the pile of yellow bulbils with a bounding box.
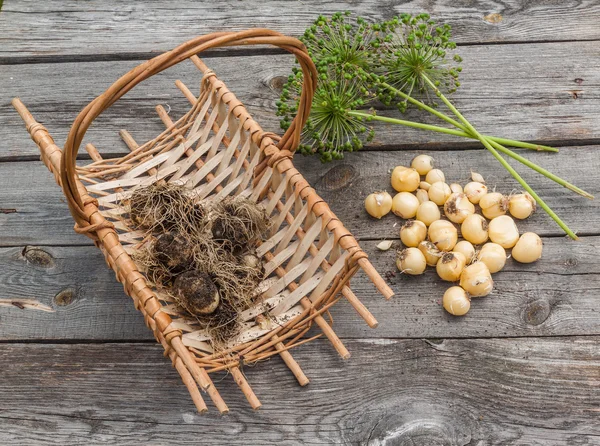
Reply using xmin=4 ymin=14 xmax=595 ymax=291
xmin=364 ymin=155 xmax=543 ymax=317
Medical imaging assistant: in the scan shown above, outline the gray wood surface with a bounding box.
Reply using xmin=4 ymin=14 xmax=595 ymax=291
xmin=3 ymin=40 xmax=600 ymax=159
xmin=1 ymin=236 xmax=599 ymax=341
xmin=1 ymin=1 xmax=599 ymax=444
xmin=1 ymin=149 xmax=597 ymax=246
xmin=0 ymin=338 xmax=598 ymax=445
xmin=2 ymin=0 xmax=600 ymax=61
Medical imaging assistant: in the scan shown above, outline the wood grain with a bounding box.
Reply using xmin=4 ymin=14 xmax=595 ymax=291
xmin=0 ymin=338 xmax=597 ymax=444
xmin=4 ymin=40 xmax=600 ymax=159
xmin=2 ymin=0 xmax=600 ymax=61
xmin=2 ymin=144 xmax=597 ymax=248
xmin=1 ymin=235 xmax=598 ymax=341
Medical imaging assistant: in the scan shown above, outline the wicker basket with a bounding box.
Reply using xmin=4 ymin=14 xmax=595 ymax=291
xmin=12 ymin=30 xmax=393 ymax=413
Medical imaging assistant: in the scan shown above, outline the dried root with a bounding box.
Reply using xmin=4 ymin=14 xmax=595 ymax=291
xmin=128 ymin=183 xmax=205 ymax=234
xmin=128 ymin=184 xmax=269 ymax=348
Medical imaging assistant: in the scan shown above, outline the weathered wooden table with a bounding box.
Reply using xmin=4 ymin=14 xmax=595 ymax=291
xmin=1 ymin=2 xmax=599 ymax=444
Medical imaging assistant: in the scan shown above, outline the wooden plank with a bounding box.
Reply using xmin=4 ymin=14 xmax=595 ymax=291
xmin=1 ymin=235 xmax=598 ymax=341
xmin=4 ymin=40 xmax=600 ymax=159
xmin=2 ymin=0 xmax=600 ymax=61
xmin=0 ymin=245 xmax=150 ymax=341
xmin=0 ymin=338 xmax=597 ymax=444
xmin=1 ymin=144 xmax=597 ymax=247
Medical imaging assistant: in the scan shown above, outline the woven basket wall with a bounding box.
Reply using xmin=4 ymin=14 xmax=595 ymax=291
xmin=13 ymin=30 xmax=393 ymax=413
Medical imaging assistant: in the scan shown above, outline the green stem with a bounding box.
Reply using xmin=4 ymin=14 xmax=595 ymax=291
xmin=421 ymin=74 xmax=578 ymax=240
xmin=487 ymin=140 xmax=593 ymax=199
xmin=349 ymin=110 xmax=469 ymax=138
xmin=379 ymin=81 xmax=558 ymax=152
xmin=350 ymin=111 xmax=592 ymax=199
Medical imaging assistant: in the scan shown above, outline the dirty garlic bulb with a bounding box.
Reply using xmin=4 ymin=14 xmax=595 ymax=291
xmin=418 ymin=241 xmax=442 ymax=266
xmin=397 ymin=247 xmax=427 ymax=275
xmin=392 ymin=192 xmax=420 ymax=219
xmin=443 ymin=286 xmax=471 ymax=316
xmin=436 ymin=251 xmax=467 ymax=282
xmin=488 ymin=215 xmax=520 ymax=248
xmin=509 ymin=193 xmax=536 ymax=219
xmin=428 ymin=182 xmax=452 ymax=205
xmin=416 ymin=201 xmax=441 ymax=226
xmin=461 ymin=214 xmax=489 ymax=245
xmin=365 ymin=191 xmax=393 ymax=219
xmin=400 ymin=220 xmax=428 ymax=247
xmin=416 ymin=189 xmax=430 ymax=204
xmin=477 ymin=242 xmax=507 ymax=273
xmin=391 ymin=166 xmax=420 ymax=192
xmin=460 ymin=262 xmax=493 ymax=297
xmin=428 ymin=220 xmax=458 ymax=251
xmin=453 ymin=240 xmax=476 ymax=263
xmin=463 ymin=181 xmax=488 ymax=204
xmin=512 ymin=232 xmax=543 ymax=263
xmin=444 ymin=193 xmax=475 ymax=224
xmin=425 ymin=168 xmax=446 ymax=184
xmin=411 ymin=155 xmax=434 ymax=175
xmin=479 ymin=192 xmax=508 ymax=219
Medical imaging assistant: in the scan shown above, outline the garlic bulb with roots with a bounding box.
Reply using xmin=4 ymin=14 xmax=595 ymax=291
xmin=428 ymin=182 xmax=452 ymax=205
xmin=397 ymin=247 xmax=427 ymax=275
xmin=477 ymin=242 xmax=507 ymax=273
xmin=480 ymin=192 xmax=508 ymax=219
xmin=391 ymin=166 xmax=420 ymax=192
xmin=436 ymin=251 xmax=467 ymax=282
xmin=461 ymin=214 xmax=489 ymax=245
xmin=400 ymin=220 xmax=427 ymax=247
xmin=365 ymin=191 xmax=392 ymax=219
xmin=411 ymin=154 xmax=434 ymax=175
xmin=392 ymin=192 xmax=420 ymax=219
xmin=463 ymin=181 xmax=488 ymax=204
xmin=444 ymin=193 xmax=475 ymax=224
xmin=425 ymin=168 xmax=446 ymax=184
xmin=460 ymin=262 xmax=493 ymax=297
xmin=453 ymin=240 xmax=476 ymax=263
xmin=488 ymin=215 xmax=520 ymax=248
xmin=512 ymin=232 xmax=543 ymax=263
xmin=443 ymin=286 xmax=471 ymax=316
xmin=428 ymin=220 xmax=458 ymax=251
xmin=416 ymin=201 xmax=441 ymax=226
xmin=509 ymin=193 xmax=536 ymax=219
xmin=418 ymin=240 xmax=442 ymax=266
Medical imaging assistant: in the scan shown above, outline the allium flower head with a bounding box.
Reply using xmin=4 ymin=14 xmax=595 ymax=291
xmin=277 ymin=65 xmax=374 ymax=162
xmin=374 ymin=13 xmax=463 ymax=110
xmin=277 ymin=12 xmax=377 ymax=162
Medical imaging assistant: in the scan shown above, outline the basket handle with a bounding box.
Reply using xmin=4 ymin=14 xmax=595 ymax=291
xmin=61 ymin=29 xmax=317 ymax=229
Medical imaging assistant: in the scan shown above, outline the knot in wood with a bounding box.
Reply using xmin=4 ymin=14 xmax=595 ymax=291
xmin=318 ymin=164 xmax=358 ymax=191
xmin=54 ymin=286 xmax=79 ymax=306
xmin=522 ymin=298 xmax=551 ymax=326
xmin=22 ymin=246 xmax=55 ymax=268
